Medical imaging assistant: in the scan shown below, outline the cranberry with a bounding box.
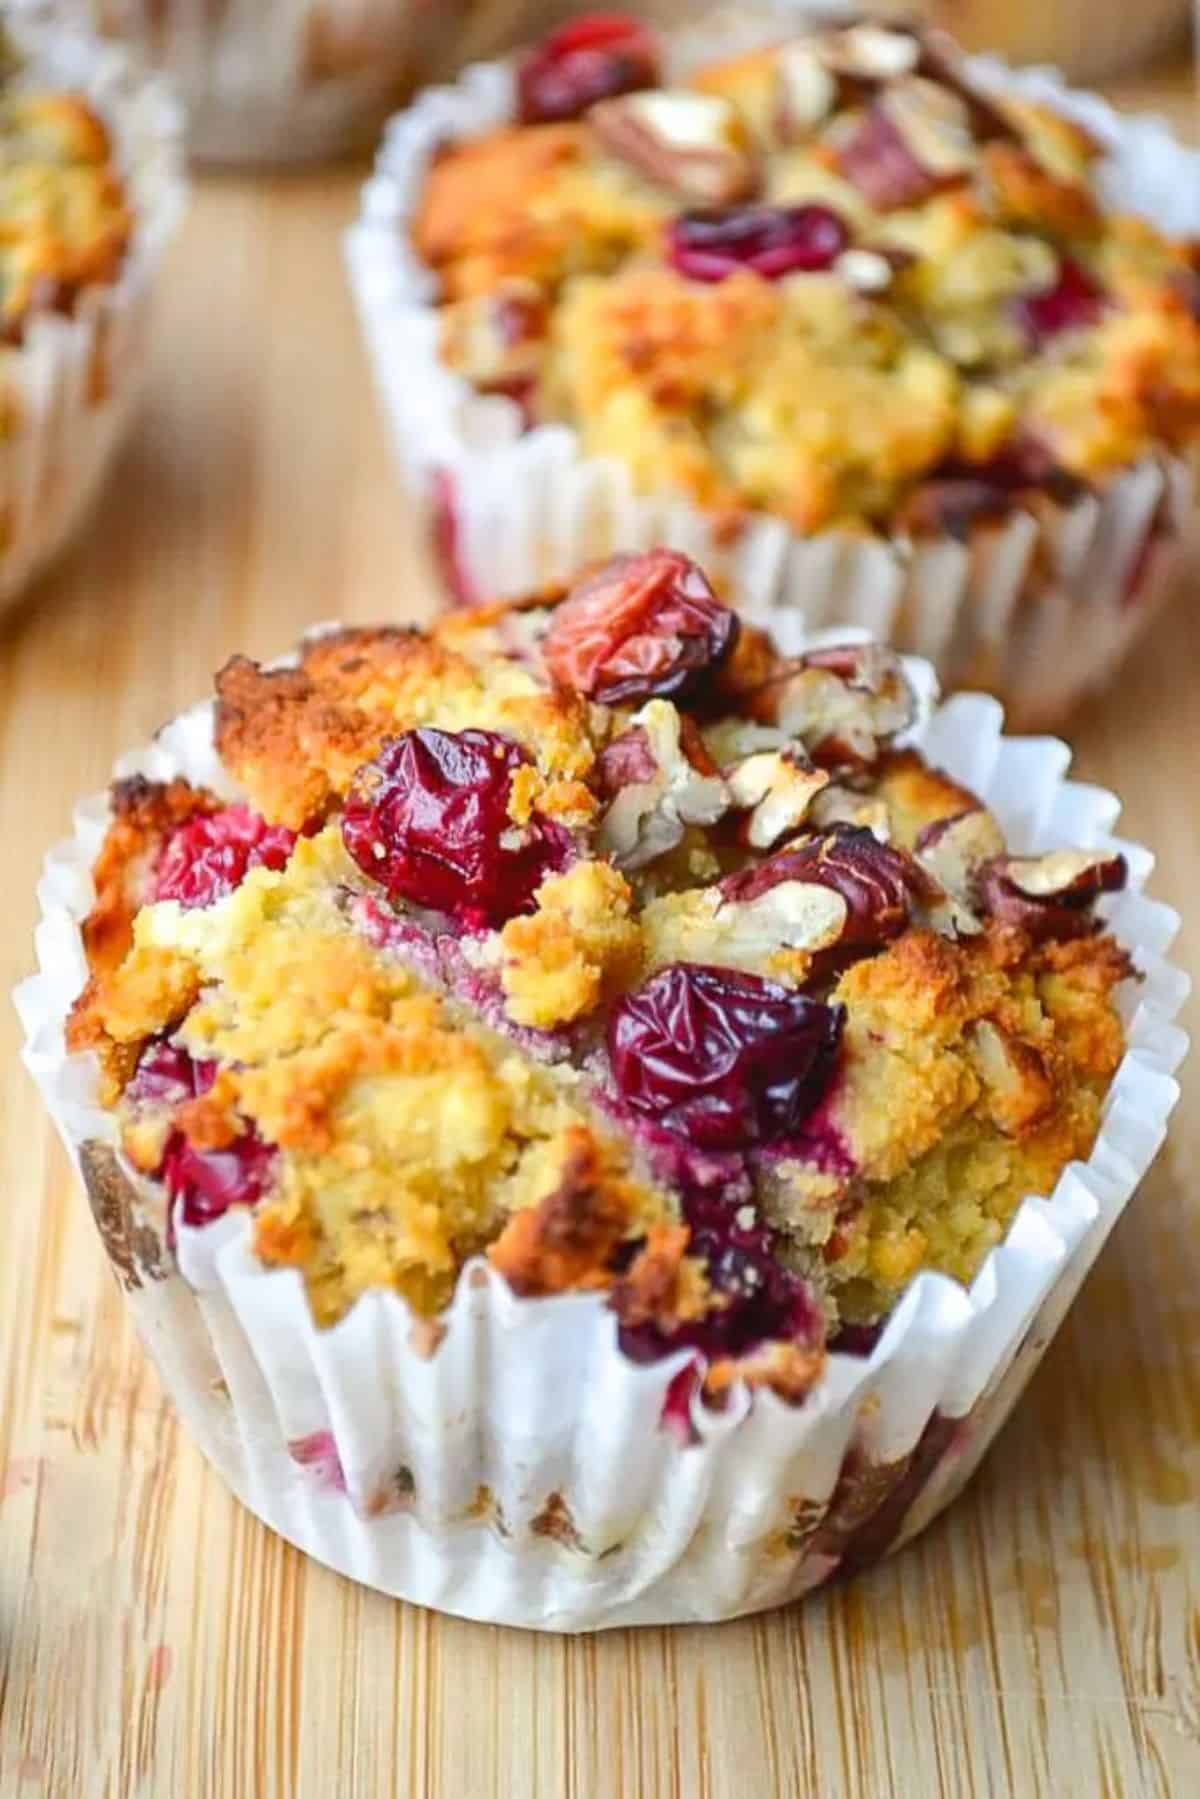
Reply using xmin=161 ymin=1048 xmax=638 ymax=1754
xmin=608 ymin=963 xmax=844 ymax=1152
xmin=162 ymin=1130 xmax=277 ymax=1229
xmin=126 ymin=1038 xmax=216 ymax=1108
xmin=668 ymin=204 xmax=850 ymax=283
xmin=153 ymin=804 xmax=298 ymax=909
xmin=127 ymin=1039 xmax=276 ymax=1231
xmin=721 ymin=827 xmax=920 ymax=954
xmin=543 ymin=549 xmax=738 ymax=707
xmin=1015 ymin=258 xmax=1107 ymax=347
xmin=341 ymin=729 xmax=570 ymax=929
xmin=619 ymin=1214 xmax=823 ymax=1370
xmin=516 ymin=12 xmax=660 ymax=125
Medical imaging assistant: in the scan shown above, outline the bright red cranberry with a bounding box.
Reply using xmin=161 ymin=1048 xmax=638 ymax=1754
xmin=721 ymin=827 xmax=921 ymax=953
xmin=153 ymin=804 xmax=298 ymax=909
xmin=668 ymin=204 xmax=850 ymax=283
xmin=608 ymin=963 xmax=844 ymax=1152
xmin=1015 ymin=258 xmax=1107 ymax=347
xmin=543 ymin=549 xmax=738 ymax=707
xmin=516 ymin=12 xmax=660 ymax=125
xmin=341 ymin=729 xmax=570 ymax=929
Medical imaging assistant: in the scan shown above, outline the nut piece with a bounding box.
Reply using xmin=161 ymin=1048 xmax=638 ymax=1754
xmin=726 ymin=747 xmax=830 ymax=849
xmin=721 ymin=825 xmax=919 ymax=956
xmin=976 ymin=848 xmax=1127 ymax=942
xmin=914 ymin=805 xmax=1006 ymax=936
xmin=818 ymin=24 xmax=922 ymax=82
xmin=836 ymin=78 xmax=975 ymax=211
xmin=597 ymin=700 xmax=730 ymax=869
xmin=883 ymin=77 xmax=975 ymax=178
xmin=834 ymin=247 xmax=896 ymax=294
xmin=743 ymin=641 xmax=915 ymax=772
xmin=774 ymin=43 xmax=838 ymax=141
xmin=590 ymin=89 xmax=758 ymax=205
xmin=808 ymin=783 xmax=891 ymax=842
xmin=641 ymin=877 xmax=848 ymax=983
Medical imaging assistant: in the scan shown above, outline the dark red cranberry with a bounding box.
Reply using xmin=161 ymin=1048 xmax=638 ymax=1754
xmin=153 ymin=804 xmax=298 ymax=909
xmin=619 ymin=1215 xmax=823 ymax=1371
xmin=128 ymin=1039 xmax=276 ymax=1231
xmin=608 ymin=963 xmax=844 ymax=1152
xmin=516 ymin=12 xmax=660 ymax=125
xmin=341 ymin=729 xmax=570 ymax=929
xmin=162 ymin=1130 xmax=277 ymax=1229
xmin=721 ymin=827 xmax=921 ymax=954
xmin=1015 ymin=258 xmax=1107 ymax=347
xmin=543 ymin=549 xmax=738 ymax=707
xmin=667 ymin=204 xmax=850 ymax=283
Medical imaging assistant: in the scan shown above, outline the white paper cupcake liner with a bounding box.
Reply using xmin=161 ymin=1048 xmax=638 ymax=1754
xmin=14 ymin=625 xmax=1189 ymax=1629
xmin=345 ymin=5 xmax=1200 ymax=730
xmin=0 ymin=7 xmax=186 ymax=612
xmin=69 ymin=0 xmax=551 ymax=165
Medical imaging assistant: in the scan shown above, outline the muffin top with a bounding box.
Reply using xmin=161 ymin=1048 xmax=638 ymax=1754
xmin=416 ymin=13 xmax=1200 ymax=534
xmin=68 ymin=551 xmax=1132 ymax=1401
xmin=0 ymin=33 xmax=131 ymax=350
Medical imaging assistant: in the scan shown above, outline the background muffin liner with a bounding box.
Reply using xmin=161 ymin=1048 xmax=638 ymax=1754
xmin=0 ymin=7 xmax=186 ymax=612
xmin=345 ymin=5 xmax=1200 ymax=730
xmin=14 ymin=626 xmax=1189 ymax=1630
xmin=72 ymin=0 xmax=553 ymax=165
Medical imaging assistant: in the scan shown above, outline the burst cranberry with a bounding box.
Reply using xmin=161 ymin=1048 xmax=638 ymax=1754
xmin=162 ymin=1130 xmax=277 ymax=1229
xmin=126 ymin=1038 xmax=217 ymax=1108
xmin=543 ymin=549 xmax=738 ymax=707
xmin=721 ymin=826 xmax=920 ymax=953
xmin=608 ymin=963 xmax=844 ymax=1152
xmin=516 ymin=12 xmax=660 ymax=125
xmin=1015 ymin=258 xmax=1107 ymax=346
xmin=128 ymin=1040 xmax=276 ymax=1230
xmin=619 ymin=1214 xmax=823 ymax=1372
xmin=668 ymin=204 xmax=850 ymax=283
xmin=153 ymin=804 xmax=298 ymax=909
xmin=341 ymin=729 xmax=570 ymax=929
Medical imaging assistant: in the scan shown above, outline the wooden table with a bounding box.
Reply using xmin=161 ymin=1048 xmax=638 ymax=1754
xmin=2 ymin=57 xmax=1199 ymax=1799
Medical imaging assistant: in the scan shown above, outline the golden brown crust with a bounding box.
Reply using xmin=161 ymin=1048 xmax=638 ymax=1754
xmin=80 ymin=776 xmax=215 ymax=976
xmin=487 ymin=1127 xmax=641 ymax=1297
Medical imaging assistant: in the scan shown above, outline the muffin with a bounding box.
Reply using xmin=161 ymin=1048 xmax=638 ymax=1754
xmin=349 ymin=8 xmax=1200 ymax=727
xmin=0 ymin=9 xmax=185 ymax=608
xmin=77 ymin=0 xmax=552 ymax=165
xmin=19 ymin=548 xmax=1185 ymax=1626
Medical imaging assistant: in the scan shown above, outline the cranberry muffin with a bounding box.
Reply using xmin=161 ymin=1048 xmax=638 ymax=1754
xmin=66 ymin=549 xmax=1134 ymax=1403
xmin=420 ymin=13 xmax=1200 ymax=540
xmin=0 ymin=13 xmax=182 ymax=606
xmin=355 ymin=11 xmax=1200 ymax=723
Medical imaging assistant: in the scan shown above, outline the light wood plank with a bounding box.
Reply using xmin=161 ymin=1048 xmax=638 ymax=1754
xmin=2 ymin=68 xmax=1199 ymax=1799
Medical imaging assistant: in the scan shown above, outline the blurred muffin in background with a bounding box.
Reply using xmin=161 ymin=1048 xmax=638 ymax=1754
xmin=77 ymin=0 xmax=556 ymax=164
xmin=1 ymin=7 xmax=184 ymax=609
xmin=874 ymin=0 xmax=1190 ymax=85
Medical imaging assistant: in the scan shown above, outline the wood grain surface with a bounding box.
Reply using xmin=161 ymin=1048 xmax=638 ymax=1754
xmin=2 ymin=62 xmax=1200 ymax=1799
